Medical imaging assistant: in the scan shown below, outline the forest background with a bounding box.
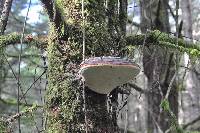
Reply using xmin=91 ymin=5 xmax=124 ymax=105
xmin=0 ymin=0 xmax=200 ymax=132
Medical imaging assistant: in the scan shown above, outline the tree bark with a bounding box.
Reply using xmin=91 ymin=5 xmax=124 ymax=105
xmin=45 ymin=0 xmax=124 ymax=132
xmin=140 ymin=0 xmax=178 ymax=132
xmin=181 ymin=0 xmax=193 ymax=38
xmin=0 ymin=0 xmax=13 ymax=35
xmin=180 ymin=0 xmax=200 ymax=129
xmin=0 ymin=0 xmax=5 ymax=16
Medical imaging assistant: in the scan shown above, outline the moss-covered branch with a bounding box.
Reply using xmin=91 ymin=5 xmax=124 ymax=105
xmin=0 ymin=33 xmax=48 ymax=49
xmin=126 ymin=30 xmax=200 ymax=57
xmin=1 ymin=30 xmax=200 ymax=58
xmin=0 ymin=104 xmax=38 ymax=132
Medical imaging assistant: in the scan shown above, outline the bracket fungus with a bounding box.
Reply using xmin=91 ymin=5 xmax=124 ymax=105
xmin=79 ymin=57 xmax=140 ymax=94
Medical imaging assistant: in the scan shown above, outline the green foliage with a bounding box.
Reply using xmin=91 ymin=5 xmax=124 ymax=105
xmin=150 ymin=30 xmax=200 ymax=57
xmin=0 ymin=33 xmax=47 ymax=49
xmin=160 ymin=99 xmax=170 ymax=112
xmin=46 ymin=24 xmax=83 ymax=132
xmin=161 ymin=99 xmax=184 ymax=133
xmin=45 ymin=0 xmax=117 ymax=131
xmin=0 ymin=118 xmax=7 ymax=133
xmin=0 ymin=33 xmax=20 ymax=48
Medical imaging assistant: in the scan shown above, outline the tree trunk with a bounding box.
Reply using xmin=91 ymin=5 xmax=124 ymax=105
xmin=180 ymin=0 xmax=200 ymax=129
xmin=0 ymin=0 xmax=8 ymax=101
xmin=140 ymin=0 xmax=178 ymax=132
xmin=0 ymin=0 xmax=5 ymax=15
xmin=46 ymin=0 xmax=127 ymax=132
xmin=181 ymin=0 xmax=193 ymax=38
xmin=0 ymin=0 xmax=13 ymax=35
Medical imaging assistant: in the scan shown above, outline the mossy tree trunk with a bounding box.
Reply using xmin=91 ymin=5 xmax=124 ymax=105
xmin=45 ymin=0 xmax=127 ymax=132
xmin=140 ymin=0 xmax=178 ymax=132
xmin=0 ymin=0 xmax=12 ymax=102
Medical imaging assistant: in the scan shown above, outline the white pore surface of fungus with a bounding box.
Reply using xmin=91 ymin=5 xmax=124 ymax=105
xmin=79 ymin=57 xmax=140 ymax=94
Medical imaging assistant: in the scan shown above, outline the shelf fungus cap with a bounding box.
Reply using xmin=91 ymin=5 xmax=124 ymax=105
xmin=79 ymin=57 xmax=140 ymax=94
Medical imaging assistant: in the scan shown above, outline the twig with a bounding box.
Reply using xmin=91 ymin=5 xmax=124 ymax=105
xmin=20 ymin=70 xmax=46 ymax=101
xmin=3 ymin=53 xmax=27 ymax=102
xmin=163 ymin=53 xmax=174 ymax=85
xmin=6 ymin=105 xmax=37 ymax=124
xmin=17 ymin=0 xmax=32 ymax=132
xmin=165 ymin=71 xmax=176 ymax=100
xmin=166 ymin=3 xmax=176 ymax=20
xmin=127 ymin=83 xmax=148 ymax=94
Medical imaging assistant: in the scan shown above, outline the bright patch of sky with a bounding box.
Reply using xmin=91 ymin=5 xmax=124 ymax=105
xmin=20 ymin=0 xmax=43 ymax=24
xmin=128 ymin=0 xmax=140 ymax=23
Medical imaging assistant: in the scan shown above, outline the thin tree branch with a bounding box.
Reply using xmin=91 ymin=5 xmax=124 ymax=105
xmin=163 ymin=53 xmax=174 ymax=85
xmin=6 ymin=105 xmax=38 ymax=124
xmin=127 ymin=83 xmax=148 ymax=94
xmin=166 ymin=3 xmax=176 ymax=20
xmin=20 ymin=70 xmax=46 ymax=101
xmin=183 ymin=115 xmax=200 ymax=129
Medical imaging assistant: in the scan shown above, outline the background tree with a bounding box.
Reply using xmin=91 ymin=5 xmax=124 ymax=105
xmin=140 ymin=0 xmax=178 ymax=132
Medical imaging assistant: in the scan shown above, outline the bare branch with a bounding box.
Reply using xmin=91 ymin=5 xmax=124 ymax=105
xmin=166 ymin=3 xmax=176 ymax=20
xmin=183 ymin=115 xmax=200 ymax=129
xmin=127 ymin=83 xmax=148 ymax=94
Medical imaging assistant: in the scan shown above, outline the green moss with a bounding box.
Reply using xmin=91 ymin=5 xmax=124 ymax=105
xmin=0 ymin=118 xmax=7 ymax=133
xmin=126 ymin=30 xmax=200 ymax=58
xmin=0 ymin=33 xmax=48 ymax=49
xmin=161 ymin=99 xmax=170 ymax=112
xmin=46 ymin=24 xmax=83 ymax=132
xmin=150 ymin=30 xmax=200 ymax=52
xmin=46 ymin=1 xmax=200 ymax=132
xmin=160 ymin=99 xmax=184 ymax=133
xmin=0 ymin=33 xmax=20 ymax=48
xmin=46 ymin=1 xmax=116 ymax=131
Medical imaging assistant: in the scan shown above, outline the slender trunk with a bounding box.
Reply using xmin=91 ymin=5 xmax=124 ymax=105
xmin=0 ymin=0 xmax=13 ymax=35
xmin=0 ymin=0 xmax=5 ymax=15
xmin=181 ymin=0 xmax=193 ymax=38
xmin=140 ymin=0 xmax=178 ymax=132
xmin=180 ymin=0 xmax=200 ymax=128
xmin=0 ymin=0 xmax=8 ymax=100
